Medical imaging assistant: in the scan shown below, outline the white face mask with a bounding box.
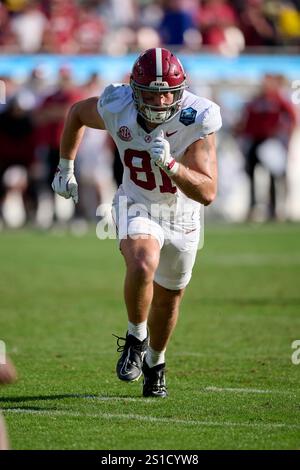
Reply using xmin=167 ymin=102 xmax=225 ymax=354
xmin=134 ymin=88 xmax=184 ymax=124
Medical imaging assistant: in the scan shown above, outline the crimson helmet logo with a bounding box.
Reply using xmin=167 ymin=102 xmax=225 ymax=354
xmin=117 ymin=126 xmax=133 ymax=141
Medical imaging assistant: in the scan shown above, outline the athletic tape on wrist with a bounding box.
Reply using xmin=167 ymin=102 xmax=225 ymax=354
xmin=59 ymin=158 xmax=74 ymax=171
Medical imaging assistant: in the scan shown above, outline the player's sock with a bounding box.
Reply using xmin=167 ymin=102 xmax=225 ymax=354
xmin=145 ymin=345 xmax=165 ymax=368
xmin=128 ymin=320 xmax=148 ymax=342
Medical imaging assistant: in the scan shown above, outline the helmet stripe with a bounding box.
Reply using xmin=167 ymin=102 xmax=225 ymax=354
xmin=155 ymin=48 xmax=163 ymax=81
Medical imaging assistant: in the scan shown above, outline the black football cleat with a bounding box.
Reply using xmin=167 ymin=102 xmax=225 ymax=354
xmin=114 ymin=333 xmax=148 ymax=382
xmin=142 ymin=361 xmax=168 ymax=398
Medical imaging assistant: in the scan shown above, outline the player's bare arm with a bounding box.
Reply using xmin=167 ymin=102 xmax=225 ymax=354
xmin=60 ymin=97 xmax=106 ymax=161
xmin=172 ymin=133 xmax=217 ymax=205
xmin=52 ymin=97 xmax=106 ymax=203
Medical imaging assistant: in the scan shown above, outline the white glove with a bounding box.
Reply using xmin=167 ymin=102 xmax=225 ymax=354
xmin=51 ymin=158 xmax=78 ymax=203
xmin=150 ymin=130 xmax=179 ymax=176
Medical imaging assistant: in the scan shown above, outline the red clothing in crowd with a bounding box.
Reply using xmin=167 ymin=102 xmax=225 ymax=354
xmin=38 ymin=86 xmax=83 ymax=149
xmin=0 ymin=109 xmax=35 ymax=172
xmin=197 ymin=0 xmax=237 ymax=46
xmin=242 ymin=90 xmax=297 ymax=140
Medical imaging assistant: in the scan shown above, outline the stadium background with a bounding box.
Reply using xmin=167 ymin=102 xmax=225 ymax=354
xmin=0 ymin=0 xmax=300 ymax=450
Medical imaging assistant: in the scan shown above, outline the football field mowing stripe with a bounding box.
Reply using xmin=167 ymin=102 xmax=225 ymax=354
xmin=0 ymin=223 xmax=300 ymax=449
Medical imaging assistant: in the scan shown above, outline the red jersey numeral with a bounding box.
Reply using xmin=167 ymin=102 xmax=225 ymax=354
xmin=159 ymin=168 xmax=177 ymax=194
xmin=124 ymin=149 xmax=156 ymax=190
xmin=124 ymin=149 xmax=177 ymax=194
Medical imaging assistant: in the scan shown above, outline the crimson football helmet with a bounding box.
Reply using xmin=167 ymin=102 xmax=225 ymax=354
xmin=130 ymin=48 xmax=187 ymax=124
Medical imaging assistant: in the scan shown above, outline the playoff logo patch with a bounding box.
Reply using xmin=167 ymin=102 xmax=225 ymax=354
xmin=179 ymin=107 xmax=197 ymax=126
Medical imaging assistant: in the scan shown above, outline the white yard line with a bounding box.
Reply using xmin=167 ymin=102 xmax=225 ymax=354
xmin=202 ymin=254 xmax=300 ymax=266
xmin=82 ymin=396 xmax=155 ymax=403
xmin=203 ymin=386 xmax=294 ymax=395
xmin=173 ymin=351 xmax=285 ymax=360
xmin=2 ymin=408 xmax=300 ymax=430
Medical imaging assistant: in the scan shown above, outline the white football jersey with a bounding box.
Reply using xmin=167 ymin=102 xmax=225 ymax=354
xmin=97 ymin=84 xmax=222 ymax=225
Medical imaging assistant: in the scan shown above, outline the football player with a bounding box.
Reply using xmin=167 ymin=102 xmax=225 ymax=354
xmin=52 ymin=48 xmax=222 ymax=397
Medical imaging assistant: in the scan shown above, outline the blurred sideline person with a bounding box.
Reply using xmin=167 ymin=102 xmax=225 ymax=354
xmin=238 ymin=74 xmax=297 ymax=221
xmin=38 ymin=67 xmax=83 ymax=224
xmin=76 ymin=74 xmax=116 ymax=221
xmin=52 ymin=48 xmax=222 ymax=397
xmin=0 ymin=357 xmax=17 ymax=450
xmin=0 ymin=95 xmax=36 ymax=228
xmin=76 ymin=127 xmax=116 ymax=221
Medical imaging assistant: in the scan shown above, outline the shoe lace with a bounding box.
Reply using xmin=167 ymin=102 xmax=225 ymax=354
xmin=112 ymin=334 xmax=127 ymax=353
xmin=112 ymin=333 xmax=146 ymax=353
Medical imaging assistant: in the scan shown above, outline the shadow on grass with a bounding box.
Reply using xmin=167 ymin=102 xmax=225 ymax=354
xmin=0 ymin=394 xmax=97 ymax=403
xmin=0 ymin=394 xmax=148 ymax=404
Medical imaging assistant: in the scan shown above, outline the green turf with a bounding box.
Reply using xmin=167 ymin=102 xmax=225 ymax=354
xmin=0 ymin=223 xmax=300 ymax=449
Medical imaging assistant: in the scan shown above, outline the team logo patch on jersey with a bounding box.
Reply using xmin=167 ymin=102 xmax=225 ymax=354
xmin=117 ymin=126 xmax=133 ymax=141
xmin=179 ymin=107 xmax=197 ymax=126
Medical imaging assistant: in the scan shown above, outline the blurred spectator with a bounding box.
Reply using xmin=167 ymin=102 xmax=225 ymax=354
xmin=3 ymin=0 xmax=28 ymax=13
xmin=1 ymin=166 xmax=29 ymax=228
xmin=239 ymin=0 xmax=278 ymax=47
xmin=237 ymin=74 xmax=297 ymax=220
xmin=83 ymin=71 xmax=121 ymax=200
xmin=75 ymin=73 xmax=115 ymax=222
xmin=278 ymin=1 xmax=300 ymax=43
xmin=77 ymin=128 xmax=115 ymax=221
xmin=102 ymin=26 xmax=137 ymax=55
xmin=10 ymin=0 xmax=48 ymax=53
xmin=42 ymin=0 xmax=79 ymax=53
xmin=197 ymin=0 xmax=238 ymax=48
xmin=136 ymin=26 xmax=161 ymax=50
xmin=98 ymin=0 xmax=138 ymax=29
xmin=37 ymin=66 xmax=83 ymax=187
xmin=0 ymin=2 xmax=17 ymax=51
xmin=0 ymin=0 xmax=300 ymax=53
xmin=35 ymin=67 xmax=83 ymax=225
xmin=75 ymin=3 xmax=106 ymax=53
xmin=20 ymin=65 xmax=53 ymax=108
xmin=159 ymin=0 xmax=196 ymax=46
xmin=139 ymin=0 xmax=164 ymax=30
xmin=0 ymin=75 xmax=19 ymax=107
xmin=81 ymin=71 xmax=103 ymax=98
xmin=96 ymin=0 xmax=139 ymax=54
xmin=0 ymin=94 xmax=36 ymax=227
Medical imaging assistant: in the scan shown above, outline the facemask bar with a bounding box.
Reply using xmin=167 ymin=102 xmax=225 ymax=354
xmin=131 ymin=80 xmax=187 ymax=124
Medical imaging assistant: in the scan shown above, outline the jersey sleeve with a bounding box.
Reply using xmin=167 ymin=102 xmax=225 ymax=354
xmin=97 ymin=84 xmax=132 ymax=133
xmin=197 ymin=102 xmax=222 ymax=137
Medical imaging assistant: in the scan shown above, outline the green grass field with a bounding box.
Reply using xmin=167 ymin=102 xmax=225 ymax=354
xmin=0 ymin=223 xmax=300 ymax=450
